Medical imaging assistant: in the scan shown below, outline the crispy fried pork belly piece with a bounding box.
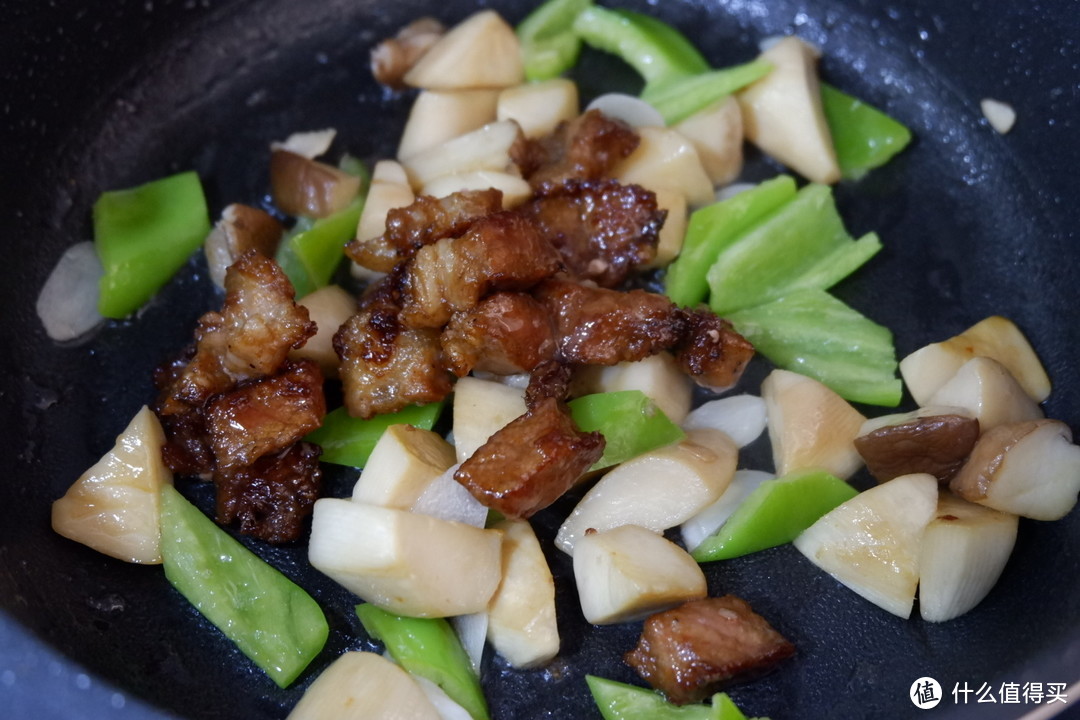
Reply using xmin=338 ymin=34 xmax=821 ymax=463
xmin=370 ymin=16 xmax=445 ymax=88
xmin=334 ymin=281 xmax=454 ymax=418
xmin=455 ymin=397 xmax=604 ymax=517
xmin=673 ymin=310 xmax=755 ymax=391
xmin=534 ymin=279 xmax=683 ymax=365
xmin=513 ymin=109 xmax=639 ymax=188
xmin=154 ymin=314 xmax=235 ymax=415
xmin=400 ymin=211 xmax=563 ymax=328
xmin=154 ymin=251 xmax=312 ymax=416
xmin=205 ymin=359 xmax=327 ymax=470
xmin=345 ymin=189 xmax=504 ymax=272
xmin=625 ymin=596 xmax=796 ymax=705
xmin=218 ymin=250 xmax=317 ymax=378
xmin=157 ymin=407 xmax=215 ymax=476
xmin=441 ymin=292 xmax=557 ymax=376
xmin=214 ymin=441 xmax=323 ymax=544
xmin=524 ymin=360 xmax=573 ymax=408
xmin=520 ymin=180 xmax=664 ymax=288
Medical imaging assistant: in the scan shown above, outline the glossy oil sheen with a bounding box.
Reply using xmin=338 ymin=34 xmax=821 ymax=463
xmin=0 ymin=1 xmax=1078 ymax=719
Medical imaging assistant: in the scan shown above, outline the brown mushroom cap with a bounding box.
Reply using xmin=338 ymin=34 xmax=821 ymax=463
xmin=855 ymin=413 xmax=980 ymax=484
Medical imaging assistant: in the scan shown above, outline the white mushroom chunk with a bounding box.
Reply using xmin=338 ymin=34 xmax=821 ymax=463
xmin=574 ymin=524 xmax=707 ymax=625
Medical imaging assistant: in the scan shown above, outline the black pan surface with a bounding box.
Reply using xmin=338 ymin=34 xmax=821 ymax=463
xmin=2 ymin=0 xmax=1079 ymax=718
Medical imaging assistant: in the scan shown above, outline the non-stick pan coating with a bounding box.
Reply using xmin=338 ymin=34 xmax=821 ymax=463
xmin=2 ymin=0 xmax=1078 ymax=718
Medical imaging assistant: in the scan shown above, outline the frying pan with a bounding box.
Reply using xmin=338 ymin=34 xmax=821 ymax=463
xmin=2 ymin=0 xmax=1078 ymax=717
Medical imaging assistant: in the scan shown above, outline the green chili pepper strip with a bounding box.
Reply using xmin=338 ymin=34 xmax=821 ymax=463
xmin=586 ymin=675 xmax=767 ymax=720
xmin=572 ymin=6 xmax=708 ymax=86
xmin=305 ymin=402 xmax=446 ymax=468
xmin=93 ymin=170 xmax=211 ymax=318
xmin=567 ymin=390 xmax=685 ymax=471
xmin=517 ymin=0 xmax=593 ymax=81
xmin=641 ymin=58 xmax=772 ymax=125
xmin=691 ymin=469 xmax=858 ymax=561
xmin=727 ymin=289 xmax=903 ymax=407
xmin=664 ymin=175 xmax=798 ymax=308
xmin=356 ymin=604 xmax=490 ymax=720
xmin=159 ymin=485 xmax=328 ymax=688
xmin=821 ymin=83 xmax=912 ymax=179
xmin=275 ymin=197 xmax=363 ymax=297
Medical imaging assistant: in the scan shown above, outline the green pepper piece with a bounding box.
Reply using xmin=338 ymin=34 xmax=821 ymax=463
xmin=275 ymin=198 xmax=363 ymax=297
xmin=640 ymin=58 xmax=772 ymax=125
xmin=705 ymin=184 xmax=880 ymax=315
xmin=356 ymin=604 xmax=490 ymax=720
xmin=568 ymin=390 xmax=686 ymax=471
xmin=572 ymin=6 xmax=708 ymax=86
xmin=691 ymin=469 xmax=858 ymax=561
xmin=664 ymin=175 xmax=797 ymax=308
xmin=587 ymin=675 xmax=766 ymax=720
xmin=305 ymin=402 xmax=445 ymax=468
xmin=517 ymin=0 xmax=593 ymax=81
xmin=727 ymin=289 xmax=902 ymax=406
xmin=93 ymin=171 xmax=211 ymax=318
xmin=159 ymin=485 xmax=328 ymax=688
xmin=821 ymin=83 xmax=912 ymax=180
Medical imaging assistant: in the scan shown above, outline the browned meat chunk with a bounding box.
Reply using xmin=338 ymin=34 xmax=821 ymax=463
xmin=455 ymin=397 xmax=604 ymax=517
xmin=524 ymin=360 xmax=573 ymax=408
xmin=154 ymin=314 xmax=235 ymax=415
xmin=218 ymin=250 xmax=317 ymax=378
xmin=158 ymin=408 xmax=215 ymax=477
xmin=345 ymin=189 xmax=504 ymax=272
xmin=534 ymin=279 xmax=683 ymax=365
xmin=673 ymin=310 xmax=755 ymax=391
xmin=625 ymin=596 xmax=796 ymax=705
xmin=441 ymin=292 xmax=557 ymax=376
xmin=214 ymin=441 xmax=323 ymax=544
xmin=520 ymin=180 xmax=664 ymax=288
xmin=399 ymin=211 xmax=562 ymax=328
xmin=205 ymin=359 xmax=326 ymax=470
xmin=334 ymin=292 xmax=454 ymax=418
xmin=513 ymin=109 xmax=639 ymax=188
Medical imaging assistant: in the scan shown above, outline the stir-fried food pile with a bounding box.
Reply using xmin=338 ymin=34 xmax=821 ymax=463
xmin=42 ymin=1 xmax=1080 ymax=718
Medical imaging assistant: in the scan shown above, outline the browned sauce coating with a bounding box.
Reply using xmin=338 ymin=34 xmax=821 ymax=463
xmin=534 ymin=278 xmax=684 ymax=366
xmin=215 ymin=442 xmax=323 ymax=544
xmin=345 ymin=188 xmax=503 ymax=272
xmin=454 ymin=397 xmax=604 ymax=517
xmin=513 ymin=109 xmax=640 ymax=188
xmin=441 ymin=292 xmax=558 ymax=377
xmin=625 ymin=595 xmax=796 ymax=705
xmin=205 ymin=359 xmax=326 ymax=471
xmin=520 ymin=179 xmax=664 ymax=288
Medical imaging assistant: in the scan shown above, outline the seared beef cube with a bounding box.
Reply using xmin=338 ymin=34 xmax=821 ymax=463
xmin=673 ymin=310 xmax=755 ymax=391
xmin=334 ymin=305 xmax=453 ymax=419
xmin=400 ymin=211 xmax=562 ymax=328
xmin=205 ymin=359 xmax=326 ymax=470
xmin=214 ymin=441 xmax=322 ymax=544
xmin=441 ymin=292 xmax=557 ymax=376
xmin=513 ymin=109 xmax=639 ymax=188
xmin=535 ymin=279 xmax=683 ymax=365
xmin=455 ymin=397 xmax=604 ymax=517
xmin=345 ymin=188 xmax=503 ymax=272
xmin=625 ymin=596 xmax=795 ymax=705
xmin=520 ymin=180 xmax=664 ymax=288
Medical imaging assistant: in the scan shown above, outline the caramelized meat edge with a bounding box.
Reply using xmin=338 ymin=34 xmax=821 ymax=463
xmin=625 ymin=596 xmax=795 ymax=705
xmin=454 ymin=397 xmax=604 ymax=518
